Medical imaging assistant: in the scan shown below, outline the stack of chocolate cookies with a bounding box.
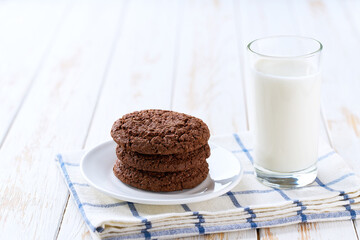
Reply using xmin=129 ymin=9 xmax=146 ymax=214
xmin=110 ymin=109 xmax=211 ymax=192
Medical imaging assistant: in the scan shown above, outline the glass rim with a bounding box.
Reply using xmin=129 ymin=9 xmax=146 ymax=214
xmin=247 ymin=35 xmax=323 ymax=59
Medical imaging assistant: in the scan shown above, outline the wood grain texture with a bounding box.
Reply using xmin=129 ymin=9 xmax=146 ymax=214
xmin=172 ymin=0 xmax=248 ymax=136
xmin=355 ymin=220 xmax=360 ymax=239
xmin=57 ymin=199 xmax=92 ymax=240
xmin=57 ymin=0 xmax=180 ymax=239
xmin=0 ymin=0 xmax=124 ymax=239
xmin=85 ymin=0 xmax=180 ymax=148
xmin=259 ymin=221 xmax=357 ymax=240
xmin=0 ymin=0 xmax=70 ymax=147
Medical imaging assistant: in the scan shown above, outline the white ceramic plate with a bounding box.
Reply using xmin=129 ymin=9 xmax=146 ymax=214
xmin=81 ymin=141 xmax=243 ymax=205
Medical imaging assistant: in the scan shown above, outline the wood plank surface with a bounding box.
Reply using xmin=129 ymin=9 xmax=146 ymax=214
xmin=0 ymin=0 xmax=124 ymax=238
xmin=259 ymin=221 xmax=357 ymax=240
xmin=0 ymin=0 xmax=70 ymax=147
xmin=172 ymin=0 xmax=247 ymax=135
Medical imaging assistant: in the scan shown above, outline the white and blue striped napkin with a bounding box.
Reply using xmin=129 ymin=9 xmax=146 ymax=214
xmin=57 ymin=132 xmax=360 ymax=240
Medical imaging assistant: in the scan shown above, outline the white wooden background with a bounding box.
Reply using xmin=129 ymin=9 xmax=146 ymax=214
xmin=0 ymin=0 xmax=359 ymax=239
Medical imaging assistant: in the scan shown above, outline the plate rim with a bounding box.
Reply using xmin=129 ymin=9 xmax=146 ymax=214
xmin=80 ymin=140 xmax=243 ymax=205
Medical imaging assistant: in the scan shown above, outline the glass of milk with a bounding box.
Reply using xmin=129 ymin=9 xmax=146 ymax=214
xmin=247 ymin=36 xmax=322 ymax=188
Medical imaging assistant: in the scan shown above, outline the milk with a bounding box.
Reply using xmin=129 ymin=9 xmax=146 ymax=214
xmin=252 ymin=59 xmax=321 ymax=173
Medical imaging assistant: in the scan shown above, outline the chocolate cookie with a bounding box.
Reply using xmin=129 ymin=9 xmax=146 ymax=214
xmin=110 ymin=109 xmax=210 ymax=155
xmin=113 ymin=160 xmax=209 ymax=192
xmin=116 ymin=143 xmax=210 ymax=172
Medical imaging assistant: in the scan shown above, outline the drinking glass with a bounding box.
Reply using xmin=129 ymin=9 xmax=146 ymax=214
xmin=247 ymin=36 xmax=323 ymax=188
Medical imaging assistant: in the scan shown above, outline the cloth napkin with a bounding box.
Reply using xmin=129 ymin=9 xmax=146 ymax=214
xmin=56 ymin=132 xmax=360 ymax=240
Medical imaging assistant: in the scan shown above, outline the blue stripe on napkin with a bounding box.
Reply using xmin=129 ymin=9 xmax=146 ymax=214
xmin=233 ymin=133 xmax=253 ymax=163
xmin=181 ymin=204 xmax=205 ymax=234
xmin=127 ymin=202 xmax=152 ymax=239
xmin=57 ymin=154 xmax=96 ymax=232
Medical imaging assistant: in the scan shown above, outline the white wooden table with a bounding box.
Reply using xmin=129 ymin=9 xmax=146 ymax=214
xmin=1 ymin=0 xmax=359 ymax=239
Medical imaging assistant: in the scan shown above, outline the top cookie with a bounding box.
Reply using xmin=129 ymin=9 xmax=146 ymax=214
xmin=110 ymin=109 xmax=210 ymax=155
